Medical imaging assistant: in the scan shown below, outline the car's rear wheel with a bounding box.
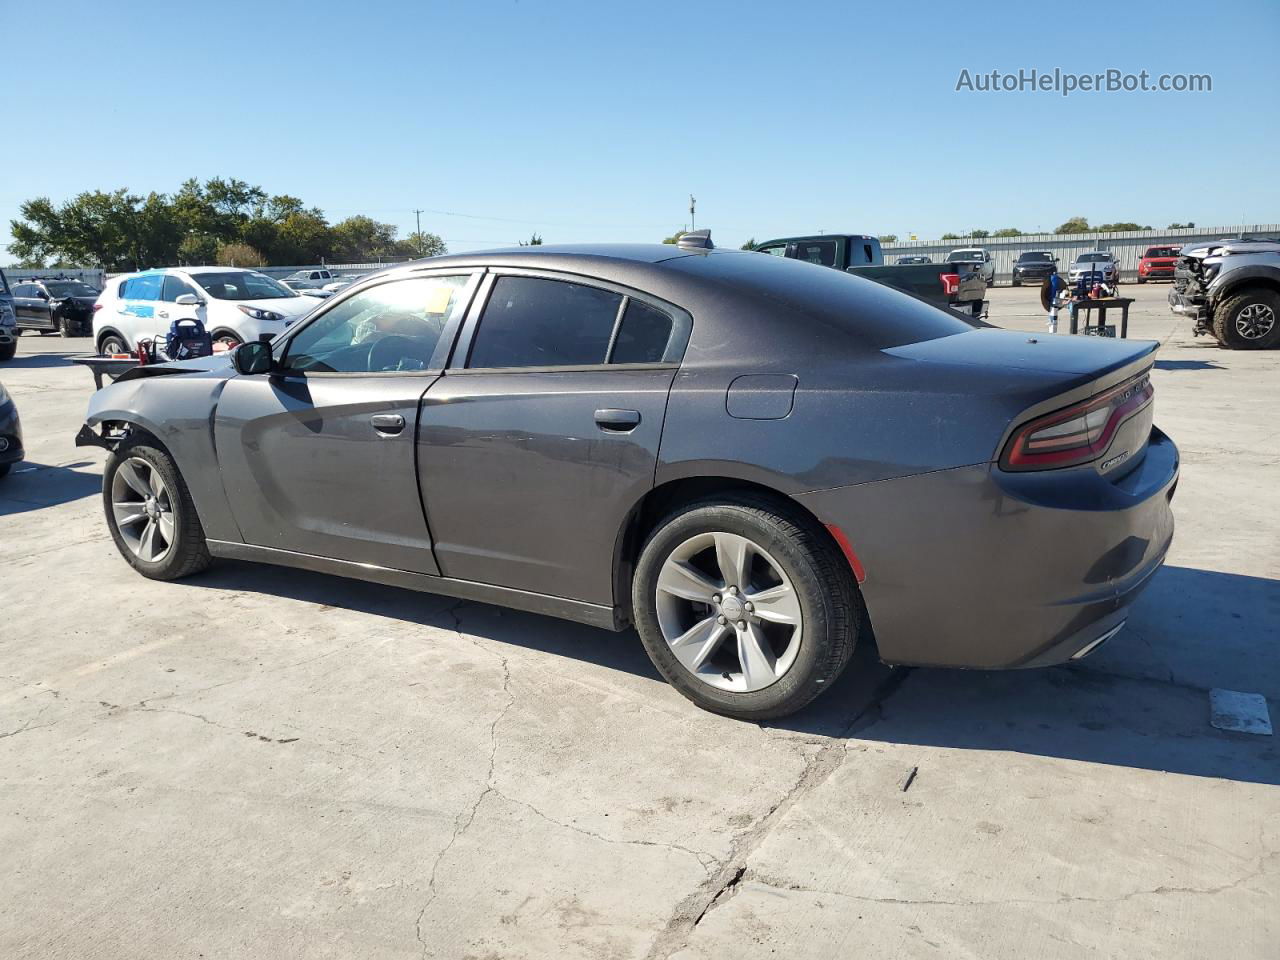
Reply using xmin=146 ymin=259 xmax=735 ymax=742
xmin=632 ymin=495 xmax=859 ymax=720
xmin=1212 ymin=289 xmax=1280 ymax=350
xmin=0 ymin=342 xmax=14 ymax=362
xmin=99 ymin=333 xmax=128 ymax=356
xmin=212 ymin=330 xmax=243 ymax=350
xmin=58 ymin=315 xmax=73 ymax=337
xmin=103 ymin=441 xmax=211 ymax=580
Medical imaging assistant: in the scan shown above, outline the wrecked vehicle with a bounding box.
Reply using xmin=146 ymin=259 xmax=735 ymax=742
xmin=1170 ymin=238 xmax=1280 ymax=349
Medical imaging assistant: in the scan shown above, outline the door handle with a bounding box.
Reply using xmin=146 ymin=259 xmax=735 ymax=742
xmin=370 ymin=413 xmax=406 ymax=435
xmin=594 ymin=408 xmax=641 ymax=432
xmin=157 ymin=310 xmax=169 ymax=319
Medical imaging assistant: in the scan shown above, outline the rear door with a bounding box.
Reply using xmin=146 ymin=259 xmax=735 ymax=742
xmin=418 ymin=272 xmax=689 ymax=605
xmin=11 ymin=285 xmax=42 ymax=328
xmin=212 ymin=271 xmax=480 ymax=572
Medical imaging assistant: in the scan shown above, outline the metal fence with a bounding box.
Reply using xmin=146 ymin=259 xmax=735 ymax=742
xmin=883 ymin=224 xmax=1280 ymax=284
xmin=2 ymin=267 xmax=107 ymax=288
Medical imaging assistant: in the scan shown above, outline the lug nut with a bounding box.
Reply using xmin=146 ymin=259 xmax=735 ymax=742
xmin=717 ymin=615 xmax=727 ymax=625
xmin=729 ymin=585 xmax=739 ymax=595
xmin=745 ymin=602 xmax=754 ymax=612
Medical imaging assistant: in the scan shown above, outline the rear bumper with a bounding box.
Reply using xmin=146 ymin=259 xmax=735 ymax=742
xmin=795 ymin=427 xmax=1179 ymax=669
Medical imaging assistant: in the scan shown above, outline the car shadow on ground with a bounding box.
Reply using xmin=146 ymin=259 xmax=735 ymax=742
xmin=188 ymin=560 xmax=1278 ymax=787
xmin=0 ymin=461 xmax=101 ymax=516
xmin=1154 ymin=359 xmax=1224 ymax=370
xmin=1 ymin=349 xmax=84 ymax=369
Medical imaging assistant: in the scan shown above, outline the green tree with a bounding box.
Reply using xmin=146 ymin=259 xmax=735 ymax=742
xmin=331 ymin=216 xmax=407 ymax=262
xmin=519 ymin=233 xmax=543 ymax=247
xmin=405 ymin=231 xmax=448 ymax=257
xmin=215 ymin=242 xmax=267 ymax=267
xmin=940 ymin=232 xmax=962 ymax=240
xmin=877 ymin=234 xmax=898 ymax=243
xmin=992 ymin=227 xmax=1023 ymax=237
xmin=740 ymin=238 xmax=757 ymax=250
xmin=1168 ymin=221 xmax=1196 ymax=229
xmin=1095 ymin=222 xmax=1152 ymax=232
xmin=178 ymin=233 xmax=218 ymax=265
xmin=1055 ymin=216 xmax=1091 ymax=234
xmin=9 ymin=189 xmax=179 ymax=271
xmin=662 ymin=230 xmax=686 ymax=244
xmin=969 ymin=229 xmax=990 ymax=238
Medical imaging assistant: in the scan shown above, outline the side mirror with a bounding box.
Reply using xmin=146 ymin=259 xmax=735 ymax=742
xmin=175 ymin=293 xmax=202 ymax=306
xmin=234 ymin=339 xmax=274 ymax=375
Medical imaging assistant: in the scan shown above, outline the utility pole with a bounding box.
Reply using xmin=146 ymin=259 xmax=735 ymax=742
xmin=689 ymin=195 xmax=696 ymax=232
xmin=414 ymin=209 xmax=424 ymax=255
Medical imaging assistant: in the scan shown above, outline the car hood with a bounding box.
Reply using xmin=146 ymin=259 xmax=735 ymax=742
xmin=113 ymin=352 xmax=237 ymax=385
xmin=235 ymin=296 xmax=321 ymax=316
xmin=1070 ymin=262 xmax=1113 ymax=271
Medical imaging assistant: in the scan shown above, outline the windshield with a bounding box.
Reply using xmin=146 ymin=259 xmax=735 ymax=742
xmin=1074 ymin=253 xmax=1111 ymax=263
xmin=948 ymin=249 xmax=981 ymax=259
xmin=1145 ymin=247 xmax=1178 ymax=258
xmin=45 ymin=280 xmax=100 ymax=298
xmin=192 ymin=271 xmax=298 ymax=300
xmin=1017 ymin=252 xmax=1052 ymax=263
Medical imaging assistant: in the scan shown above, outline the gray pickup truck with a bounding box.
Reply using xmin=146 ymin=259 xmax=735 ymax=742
xmin=1170 ymin=238 xmax=1280 ymax=349
xmin=753 ymin=234 xmax=989 ymax=321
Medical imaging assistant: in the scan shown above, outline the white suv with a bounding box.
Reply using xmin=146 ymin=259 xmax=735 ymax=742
xmin=93 ymin=267 xmax=322 ymax=355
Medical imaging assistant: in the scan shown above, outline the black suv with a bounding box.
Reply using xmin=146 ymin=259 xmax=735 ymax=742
xmin=1010 ymin=251 xmax=1058 ymax=286
xmin=11 ymin=277 xmax=101 ymax=336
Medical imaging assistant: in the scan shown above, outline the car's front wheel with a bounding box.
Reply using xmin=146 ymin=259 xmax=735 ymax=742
xmin=632 ymin=495 xmax=859 ymax=720
xmin=98 ymin=333 xmax=128 ymax=356
xmin=1212 ymin=288 xmax=1280 ymax=350
xmin=103 ymin=441 xmax=211 ymax=580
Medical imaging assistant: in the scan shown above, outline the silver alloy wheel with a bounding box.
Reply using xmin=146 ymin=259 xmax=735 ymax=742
xmin=110 ymin=457 xmax=175 ymax=563
xmin=1235 ymin=303 xmax=1276 ymax=340
xmin=655 ymin=532 xmax=803 ymax=693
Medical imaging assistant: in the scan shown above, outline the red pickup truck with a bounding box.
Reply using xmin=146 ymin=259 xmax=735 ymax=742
xmin=1137 ymin=245 xmax=1181 ymax=283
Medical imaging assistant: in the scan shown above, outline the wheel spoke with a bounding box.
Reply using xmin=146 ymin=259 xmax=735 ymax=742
xmin=156 ymin=512 xmax=175 ymax=545
xmin=713 ymin=533 xmax=752 ymax=590
xmin=657 ymin=559 xmax=720 ymax=603
xmin=150 ymin=471 xmax=168 ymax=503
xmin=745 ymin=583 xmax=801 ymax=626
xmin=112 ymin=502 xmax=147 ymax=527
xmin=737 ymin=623 xmax=777 ymax=690
xmin=140 ymin=519 xmax=158 ymax=560
xmin=669 ymin=616 xmax=730 ymax=673
xmin=117 ymin=461 xmax=151 ymax=498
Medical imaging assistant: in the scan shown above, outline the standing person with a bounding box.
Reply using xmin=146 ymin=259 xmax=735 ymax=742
xmin=1040 ymin=271 xmax=1069 ymax=334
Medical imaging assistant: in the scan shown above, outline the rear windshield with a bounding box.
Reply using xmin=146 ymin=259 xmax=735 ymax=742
xmin=45 ymin=280 xmax=99 ymax=298
xmin=1016 ymin=252 xmax=1052 ymax=262
xmin=671 ymin=252 xmax=973 ymax=351
xmin=1144 ymin=247 xmax=1178 ymax=258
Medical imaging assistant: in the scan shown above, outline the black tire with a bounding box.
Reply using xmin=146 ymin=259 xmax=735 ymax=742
xmin=631 ymin=494 xmax=860 ymax=721
xmin=1212 ymin=288 xmax=1280 ymax=350
xmin=0 ymin=342 xmax=14 ymax=362
xmin=58 ymin=315 xmax=72 ymax=337
xmin=99 ymin=333 xmax=128 ymax=356
xmin=212 ymin=330 xmax=243 ymax=349
xmin=103 ymin=440 xmax=212 ymax=581
xmin=1011 ymin=278 xmax=1021 ymax=287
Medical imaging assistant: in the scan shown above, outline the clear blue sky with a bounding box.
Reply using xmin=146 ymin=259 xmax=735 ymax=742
xmin=2 ymin=0 xmax=1277 ymax=255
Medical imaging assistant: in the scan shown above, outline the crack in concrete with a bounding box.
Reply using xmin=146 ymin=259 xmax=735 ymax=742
xmin=414 ymin=601 xmax=515 ymax=960
xmin=740 ymin=847 xmax=1279 ymax=909
xmin=641 ymin=667 xmax=913 ymax=960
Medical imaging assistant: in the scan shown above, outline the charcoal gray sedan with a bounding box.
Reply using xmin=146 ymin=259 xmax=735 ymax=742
xmin=77 ymin=242 xmax=1178 ymax=719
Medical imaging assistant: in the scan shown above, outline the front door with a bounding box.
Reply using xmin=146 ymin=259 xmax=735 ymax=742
xmin=212 ymin=271 xmax=479 ymax=573
xmin=418 ymin=273 xmax=687 ymax=605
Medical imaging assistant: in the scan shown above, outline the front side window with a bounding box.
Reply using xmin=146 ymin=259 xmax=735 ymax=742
xmin=282 ymin=275 xmax=469 ymax=374
xmin=13 ymin=284 xmax=36 ymax=298
xmin=192 ymin=271 xmax=298 ymax=301
xmin=160 ymin=275 xmax=198 ymax=302
xmin=468 ymin=276 xmax=622 ymax=368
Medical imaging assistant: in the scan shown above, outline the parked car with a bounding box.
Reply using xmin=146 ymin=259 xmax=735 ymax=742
xmin=753 ymin=234 xmax=987 ymax=320
xmin=282 ymin=268 xmax=336 ymax=290
xmin=1068 ymin=251 xmax=1120 ymax=286
xmin=0 ymin=379 xmax=23 ymax=477
xmin=1010 ymin=251 xmax=1058 ymax=287
xmin=0 ymin=269 xmax=16 ymax=361
xmin=93 ymin=267 xmax=323 ymax=355
xmin=945 ymin=247 xmax=996 ymax=286
xmin=323 ymin=274 xmax=367 ymax=293
xmin=896 ymin=255 xmax=931 ymax=265
xmin=1170 ymin=238 xmax=1280 ymax=349
xmin=10 ymin=277 xmax=100 ymax=336
xmin=1137 ymin=245 xmax=1181 ymax=283
xmin=78 ymin=242 xmax=1177 ymax=720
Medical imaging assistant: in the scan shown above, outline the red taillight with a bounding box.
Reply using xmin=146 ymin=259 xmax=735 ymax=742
xmin=1000 ymin=371 xmax=1154 ymax=471
xmin=939 ymin=273 xmax=960 ymax=296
